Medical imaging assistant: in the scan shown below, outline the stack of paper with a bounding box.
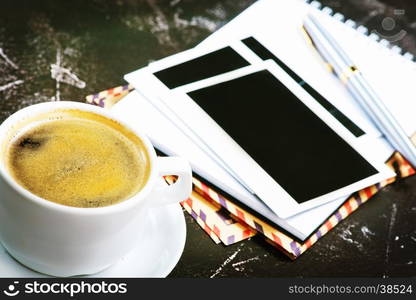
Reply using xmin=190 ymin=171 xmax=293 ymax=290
xmin=105 ymin=0 xmax=416 ymax=242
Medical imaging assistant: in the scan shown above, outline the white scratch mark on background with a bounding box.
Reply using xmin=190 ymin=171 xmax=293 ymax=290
xmin=338 ymin=223 xmax=364 ymax=250
xmin=0 ymin=47 xmax=19 ymax=69
xmin=339 ymin=224 xmax=354 ymax=244
xmin=0 ymin=79 xmax=24 ymax=92
xmin=210 ymin=245 xmax=243 ymax=278
xmin=170 ymin=0 xmax=181 ymax=7
xmin=384 ymin=203 xmax=398 ymax=277
xmin=52 ymin=49 xmax=61 ymax=101
xmin=146 ymin=0 xmax=178 ymax=48
xmin=50 ymin=48 xmax=85 ymax=101
xmin=207 ymin=4 xmax=227 ymax=19
xmin=361 ymin=226 xmax=375 ymax=238
xmin=232 ymin=256 xmax=260 ymax=267
xmin=339 ymin=233 xmax=354 ymax=244
xmin=173 ymin=14 xmax=218 ymax=32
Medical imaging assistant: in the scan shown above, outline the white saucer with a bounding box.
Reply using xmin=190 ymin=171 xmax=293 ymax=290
xmin=0 ymin=203 xmax=186 ymax=278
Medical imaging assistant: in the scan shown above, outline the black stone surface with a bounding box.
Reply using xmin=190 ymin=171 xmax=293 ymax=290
xmin=0 ymin=0 xmax=415 ymax=278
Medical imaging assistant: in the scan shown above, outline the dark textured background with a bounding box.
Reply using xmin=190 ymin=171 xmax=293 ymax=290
xmin=0 ymin=0 xmax=415 ymax=277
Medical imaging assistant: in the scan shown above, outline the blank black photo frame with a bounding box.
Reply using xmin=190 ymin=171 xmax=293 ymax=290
xmin=187 ymin=69 xmax=378 ymax=204
xmin=153 ymin=46 xmax=250 ymax=89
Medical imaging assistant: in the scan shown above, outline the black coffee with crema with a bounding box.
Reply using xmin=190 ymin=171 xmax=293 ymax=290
xmin=6 ymin=109 xmax=150 ymax=208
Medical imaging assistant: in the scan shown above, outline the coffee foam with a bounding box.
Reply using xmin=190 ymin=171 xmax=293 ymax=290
xmin=5 ymin=109 xmax=151 ymax=208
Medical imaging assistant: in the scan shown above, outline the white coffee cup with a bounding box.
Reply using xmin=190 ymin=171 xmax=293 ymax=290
xmin=0 ymin=101 xmax=192 ymax=277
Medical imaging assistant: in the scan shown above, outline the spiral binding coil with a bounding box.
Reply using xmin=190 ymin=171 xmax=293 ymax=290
xmin=304 ymin=0 xmax=415 ymax=62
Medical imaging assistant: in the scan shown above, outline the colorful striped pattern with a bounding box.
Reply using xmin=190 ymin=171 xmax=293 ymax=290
xmin=86 ymin=84 xmax=134 ymax=108
xmin=181 ymin=194 xmax=222 ymax=244
xmin=86 ymin=86 xmax=416 ymax=259
xmin=165 ymin=176 xmax=256 ymax=245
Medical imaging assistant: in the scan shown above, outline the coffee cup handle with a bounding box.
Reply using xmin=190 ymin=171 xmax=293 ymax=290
xmin=150 ymin=157 xmax=192 ymax=207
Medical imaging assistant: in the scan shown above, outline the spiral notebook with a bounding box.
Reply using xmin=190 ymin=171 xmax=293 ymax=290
xmin=120 ymin=0 xmax=416 ymax=240
xmin=200 ymin=0 xmax=416 ymax=137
